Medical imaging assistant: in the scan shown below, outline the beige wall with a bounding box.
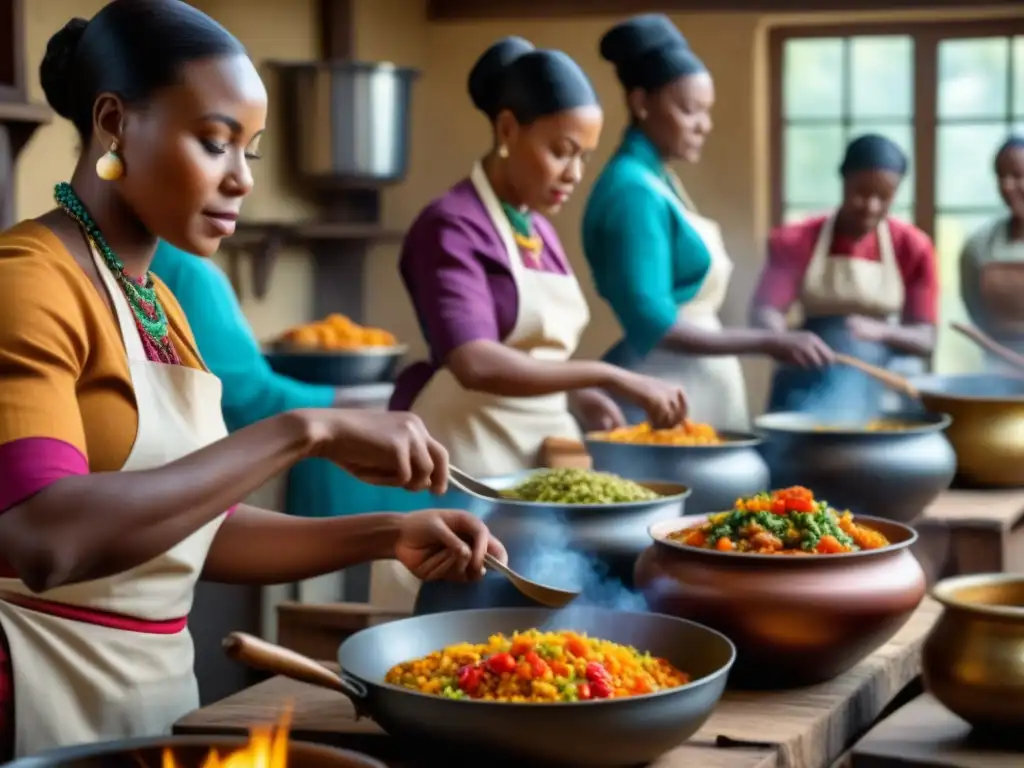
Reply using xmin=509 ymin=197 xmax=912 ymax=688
xmin=16 ymin=2 xmax=1020 ymax=414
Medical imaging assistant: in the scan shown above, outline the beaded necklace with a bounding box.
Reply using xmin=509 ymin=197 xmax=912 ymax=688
xmin=54 ymin=182 xmax=180 ymax=364
xmin=500 ymin=201 xmax=543 ymax=263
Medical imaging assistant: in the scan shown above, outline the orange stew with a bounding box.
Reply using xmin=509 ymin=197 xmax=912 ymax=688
xmin=591 ymin=420 xmax=722 ymax=446
xmin=667 ymin=487 xmax=890 ymax=555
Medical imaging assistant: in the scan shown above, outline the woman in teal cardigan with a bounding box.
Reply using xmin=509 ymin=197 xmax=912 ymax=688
xmin=582 ymin=15 xmax=832 ymax=430
xmin=149 ymin=241 xmax=386 ymax=520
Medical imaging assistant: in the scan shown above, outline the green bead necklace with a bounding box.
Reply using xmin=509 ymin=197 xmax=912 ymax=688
xmin=500 ymin=201 xmax=543 ymax=262
xmin=54 ymin=182 xmax=179 ymax=364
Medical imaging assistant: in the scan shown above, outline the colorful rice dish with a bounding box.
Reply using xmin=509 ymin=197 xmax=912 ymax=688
xmin=384 ymin=629 xmax=690 ymax=702
xmin=590 ymin=419 xmax=723 ymax=446
xmin=667 ymin=486 xmax=890 ymax=555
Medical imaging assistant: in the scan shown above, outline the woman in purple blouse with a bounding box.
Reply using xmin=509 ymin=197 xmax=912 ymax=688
xmin=379 ymin=37 xmax=688 ymax=614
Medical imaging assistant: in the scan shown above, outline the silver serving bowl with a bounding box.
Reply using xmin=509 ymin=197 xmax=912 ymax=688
xmin=264 ymin=344 xmax=407 ymax=387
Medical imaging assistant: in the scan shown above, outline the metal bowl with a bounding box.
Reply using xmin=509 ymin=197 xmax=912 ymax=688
xmin=910 ymin=374 xmax=1024 ymax=487
xmin=584 ymin=431 xmax=770 ymax=515
xmin=636 ymin=514 xmax=926 ymax=688
xmin=264 ymin=344 xmax=407 ymax=387
xmin=753 ymin=410 xmax=956 ymax=523
xmin=446 ymin=473 xmax=691 ymax=588
xmin=5 ymin=736 xmax=384 ymax=768
xmin=923 ymin=573 xmax=1024 ymax=730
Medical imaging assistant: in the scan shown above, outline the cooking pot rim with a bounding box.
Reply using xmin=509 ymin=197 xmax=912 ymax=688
xmin=931 ymin=572 xmax=1024 ymax=619
xmin=584 ymin=430 xmax=764 ymax=449
xmin=647 ymin=513 xmax=918 ymax=561
xmin=753 ymin=410 xmax=952 ymax=435
xmin=263 ymin=343 xmax=408 ymax=358
xmin=912 ymin=373 xmax=1024 ymax=403
xmin=477 ymin=473 xmax=692 ymax=510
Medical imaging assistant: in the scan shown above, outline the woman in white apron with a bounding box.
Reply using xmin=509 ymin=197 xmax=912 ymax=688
xmin=0 ymin=3 xmax=501 ymax=758
xmin=378 ymin=38 xmax=689 ymax=616
xmin=960 ymin=135 xmax=1024 ymax=368
xmin=753 ymin=134 xmax=940 ymax=419
xmin=583 ymin=14 xmax=833 ymax=432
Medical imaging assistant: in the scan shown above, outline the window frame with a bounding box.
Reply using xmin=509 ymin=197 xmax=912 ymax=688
xmin=768 ymin=18 xmax=1024 ymax=237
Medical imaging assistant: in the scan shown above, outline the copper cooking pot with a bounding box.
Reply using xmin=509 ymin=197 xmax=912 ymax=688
xmin=635 ymin=515 xmax=925 ymax=688
xmin=922 ymin=573 xmax=1024 ymax=731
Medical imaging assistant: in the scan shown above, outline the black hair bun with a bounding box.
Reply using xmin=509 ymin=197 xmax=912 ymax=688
xmin=599 ymin=13 xmax=688 ymax=65
xmin=468 ymin=36 xmax=535 ymax=118
xmin=40 ymin=17 xmax=89 ymax=119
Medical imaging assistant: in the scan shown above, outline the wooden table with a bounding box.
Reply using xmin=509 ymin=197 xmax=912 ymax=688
xmin=851 ymin=693 xmax=1022 ymax=767
xmin=915 ymin=490 xmax=1024 ymax=579
xmin=176 ymin=600 xmax=941 ymax=768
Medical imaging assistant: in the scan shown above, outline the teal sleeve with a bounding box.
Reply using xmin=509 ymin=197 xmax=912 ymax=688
xmin=152 ymin=245 xmax=336 ymax=430
xmin=583 ymin=189 xmax=684 ymax=357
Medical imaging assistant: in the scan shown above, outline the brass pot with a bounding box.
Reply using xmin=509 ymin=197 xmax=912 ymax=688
xmin=911 ymin=374 xmax=1024 ymax=487
xmin=922 ymin=573 xmax=1024 ymax=730
xmin=635 ymin=515 xmax=926 ymax=688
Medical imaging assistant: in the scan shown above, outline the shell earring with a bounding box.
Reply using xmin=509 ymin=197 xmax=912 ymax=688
xmin=497 ymin=144 xmax=509 ymax=159
xmin=95 ymin=140 xmax=124 ymax=181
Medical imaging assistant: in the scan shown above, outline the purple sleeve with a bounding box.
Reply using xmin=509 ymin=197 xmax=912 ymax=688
xmin=403 ymin=216 xmax=501 ymax=363
xmin=0 ymin=437 xmax=88 ymax=513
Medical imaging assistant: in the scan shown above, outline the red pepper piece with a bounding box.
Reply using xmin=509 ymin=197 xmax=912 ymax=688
xmin=585 ymin=661 xmax=612 ymax=683
xmin=525 ymin=650 xmax=548 ymax=676
xmin=577 ymin=682 xmax=592 ymax=700
xmin=591 ymin=678 xmax=613 ymax=698
xmin=485 ymin=652 xmax=517 ymax=675
xmin=457 ymin=664 xmax=483 ymax=693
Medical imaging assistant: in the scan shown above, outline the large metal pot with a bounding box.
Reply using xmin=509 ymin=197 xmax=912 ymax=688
xmin=225 ymin=606 xmax=736 ymax=766
xmin=448 ymin=474 xmax=690 ymax=589
xmin=275 ymin=60 xmax=420 ymax=187
xmin=584 ymin=432 xmax=770 ymax=515
xmin=753 ymin=411 xmax=956 ymax=523
xmin=922 ymin=573 xmax=1024 ymax=731
xmin=5 ymin=736 xmax=384 ymax=768
xmin=909 ymin=373 xmax=1024 ymax=487
xmin=636 ymin=515 xmax=926 ymax=688
xmin=265 ymin=345 xmax=407 ymax=386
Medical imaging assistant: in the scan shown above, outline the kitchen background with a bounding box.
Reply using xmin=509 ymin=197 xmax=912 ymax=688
xmin=7 ymin=0 xmax=1024 ymax=699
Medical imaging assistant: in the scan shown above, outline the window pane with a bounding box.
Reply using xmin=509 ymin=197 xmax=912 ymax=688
xmin=1015 ymin=36 xmax=1024 ymax=118
xmin=933 ymin=212 xmax=1002 ymax=374
xmin=784 ymin=39 xmax=844 ymax=119
xmin=850 ymin=36 xmax=913 ymax=119
xmin=938 ymin=37 xmax=1010 ymax=120
xmin=785 ymin=125 xmax=844 ymax=206
xmin=849 ymin=122 xmax=915 ymax=209
xmin=936 ymin=124 xmax=1007 ymax=208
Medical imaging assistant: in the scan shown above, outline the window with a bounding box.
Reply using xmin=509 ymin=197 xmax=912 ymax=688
xmin=770 ymin=20 xmax=1024 ymax=373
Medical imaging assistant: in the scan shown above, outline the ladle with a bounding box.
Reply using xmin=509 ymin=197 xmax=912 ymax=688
xmin=950 ymin=321 xmax=1024 ymax=373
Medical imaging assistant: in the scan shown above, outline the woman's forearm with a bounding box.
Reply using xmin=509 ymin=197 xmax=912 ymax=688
xmin=661 ymin=322 xmax=775 ymax=356
xmin=884 ymin=323 xmax=936 ymax=357
xmin=201 ymin=505 xmax=403 ymax=584
xmin=0 ymin=410 xmax=320 ymax=593
xmin=446 ymin=340 xmax=622 ymax=397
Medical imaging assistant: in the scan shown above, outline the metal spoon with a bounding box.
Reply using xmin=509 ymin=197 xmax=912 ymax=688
xmin=483 ymin=552 xmax=580 ymax=609
xmin=448 ymin=464 xmax=506 ymax=501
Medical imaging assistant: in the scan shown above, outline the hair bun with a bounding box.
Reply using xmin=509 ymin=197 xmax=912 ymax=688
xmin=599 ymin=14 xmax=688 ymax=66
xmin=468 ymin=36 xmax=535 ymax=118
xmin=40 ymin=17 xmax=89 ymax=119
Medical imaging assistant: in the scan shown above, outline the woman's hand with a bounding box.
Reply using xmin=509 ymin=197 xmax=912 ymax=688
xmin=393 ymin=509 xmax=507 ymax=582
xmin=301 ymin=409 xmax=449 ymax=494
xmin=609 ymin=371 xmax=688 ymax=429
xmin=568 ymin=388 xmax=627 ymax=431
xmin=765 ymin=330 xmax=835 ymax=368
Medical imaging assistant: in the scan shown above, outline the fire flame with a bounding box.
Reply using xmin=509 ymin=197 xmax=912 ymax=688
xmin=163 ymin=708 xmax=293 ymax=768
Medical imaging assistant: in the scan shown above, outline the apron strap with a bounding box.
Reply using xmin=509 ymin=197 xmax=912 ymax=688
xmin=86 ymin=241 xmax=150 ymax=364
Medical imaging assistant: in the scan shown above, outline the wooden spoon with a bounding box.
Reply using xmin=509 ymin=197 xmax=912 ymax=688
xmin=833 ymin=353 xmax=920 ymax=399
xmin=950 ymin=322 xmax=1024 ymax=372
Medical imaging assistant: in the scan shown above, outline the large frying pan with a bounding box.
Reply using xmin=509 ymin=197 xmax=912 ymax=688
xmin=225 ymin=606 xmax=735 ymax=767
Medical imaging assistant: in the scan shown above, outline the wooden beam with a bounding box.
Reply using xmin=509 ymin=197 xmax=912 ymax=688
xmin=427 ymin=0 xmax=1020 ymax=20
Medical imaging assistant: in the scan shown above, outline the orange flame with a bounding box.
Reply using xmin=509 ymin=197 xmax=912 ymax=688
xmin=163 ymin=707 xmax=293 ymax=768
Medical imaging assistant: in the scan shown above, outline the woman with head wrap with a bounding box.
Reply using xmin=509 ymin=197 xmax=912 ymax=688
xmin=583 ymin=15 xmax=830 ymax=433
xmin=752 ymin=134 xmax=939 ymax=418
xmin=958 ymin=135 xmax=1024 ymax=367
xmin=379 ymin=38 xmax=687 ymax=615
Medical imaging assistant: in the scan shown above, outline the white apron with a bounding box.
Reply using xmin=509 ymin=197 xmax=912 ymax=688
xmin=0 ymin=243 xmax=230 ymax=756
xmin=618 ymin=170 xmax=750 ymax=431
xmin=369 ymin=161 xmax=591 ymax=612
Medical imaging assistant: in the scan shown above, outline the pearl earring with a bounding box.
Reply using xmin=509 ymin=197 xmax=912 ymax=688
xmin=497 ymin=144 xmax=509 ymax=159
xmin=95 ymin=140 xmax=124 ymax=181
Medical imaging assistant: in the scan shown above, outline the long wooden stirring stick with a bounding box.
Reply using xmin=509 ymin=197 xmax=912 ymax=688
xmin=833 ymin=353 xmax=920 ymax=399
xmin=950 ymin=322 xmax=1024 ymax=373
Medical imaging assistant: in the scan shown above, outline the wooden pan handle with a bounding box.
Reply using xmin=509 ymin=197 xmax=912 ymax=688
xmin=223 ymin=632 xmax=366 ymax=700
xmin=950 ymin=322 xmax=1024 ymax=372
xmin=834 ymin=353 xmax=919 ymax=399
